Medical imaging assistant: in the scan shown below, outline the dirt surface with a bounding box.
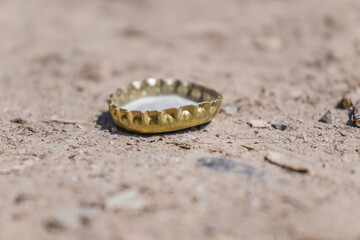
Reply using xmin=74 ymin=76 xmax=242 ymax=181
xmin=1 ymin=0 xmax=360 ymax=239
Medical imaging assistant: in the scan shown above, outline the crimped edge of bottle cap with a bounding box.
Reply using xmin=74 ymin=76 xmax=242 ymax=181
xmin=107 ymin=77 xmax=223 ymax=133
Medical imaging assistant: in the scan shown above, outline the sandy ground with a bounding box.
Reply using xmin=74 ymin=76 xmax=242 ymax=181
xmin=1 ymin=0 xmax=360 ymax=239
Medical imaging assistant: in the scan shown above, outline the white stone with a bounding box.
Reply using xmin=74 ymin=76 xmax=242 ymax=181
xmin=105 ymin=189 xmax=148 ymax=211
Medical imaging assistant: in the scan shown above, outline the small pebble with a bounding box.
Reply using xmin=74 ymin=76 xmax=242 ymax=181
xmin=319 ymin=110 xmax=334 ymax=124
xmin=10 ymin=118 xmax=27 ymax=124
xmin=254 ymin=36 xmax=284 ymax=51
xmin=296 ymin=133 xmax=307 ymax=142
xmin=272 ymin=121 xmax=288 ymax=131
xmin=14 ymin=193 xmax=30 ymax=204
xmin=105 ymin=189 xmax=148 ymax=212
xmin=222 ymin=105 xmax=239 ymax=116
xmin=44 ymin=208 xmax=95 ymax=232
xmin=322 ymin=163 xmax=330 ymax=168
xmin=248 ymin=120 xmax=270 ymax=128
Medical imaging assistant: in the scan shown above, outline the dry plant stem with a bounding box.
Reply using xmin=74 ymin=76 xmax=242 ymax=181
xmin=42 ymin=119 xmax=93 ymax=126
xmin=264 ymin=151 xmax=310 ymax=174
xmin=353 ymin=102 xmax=360 ymax=127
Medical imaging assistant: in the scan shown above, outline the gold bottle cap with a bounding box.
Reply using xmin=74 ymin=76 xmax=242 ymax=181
xmin=107 ymin=78 xmax=222 ymax=133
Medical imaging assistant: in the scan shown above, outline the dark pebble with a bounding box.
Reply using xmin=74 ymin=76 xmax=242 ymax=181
xmin=320 ymin=110 xmax=334 ymax=124
xmin=197 ymin=157 xmax=266 ymax=179
xmin=272 ymin=121 xmax=288 ymax=130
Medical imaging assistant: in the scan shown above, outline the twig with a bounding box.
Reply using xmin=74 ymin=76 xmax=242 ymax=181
xmin=241 ymin=145 xmax=256 ymax=151
xmin=166 ymin=142 xmax=191 ymax=150
xmin=42 ymin=119 xmax=93 ymax=126
xmin=264 ymin=151 xmax=310 ymax=174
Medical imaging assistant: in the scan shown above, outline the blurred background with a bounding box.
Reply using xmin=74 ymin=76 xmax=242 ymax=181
xmin=2 ymin=0 xmax=360 ymax=121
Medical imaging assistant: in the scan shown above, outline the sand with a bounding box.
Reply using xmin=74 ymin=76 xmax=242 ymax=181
xmin=0 ymin=0 xmax=360 ymax=239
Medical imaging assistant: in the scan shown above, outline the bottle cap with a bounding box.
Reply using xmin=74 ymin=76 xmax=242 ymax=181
xmin=108 ymin=78 xmax=222 ymax=133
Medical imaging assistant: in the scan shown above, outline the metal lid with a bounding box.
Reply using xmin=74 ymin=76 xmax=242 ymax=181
xmin=108 ymin=78 xmax=222 ymax=133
